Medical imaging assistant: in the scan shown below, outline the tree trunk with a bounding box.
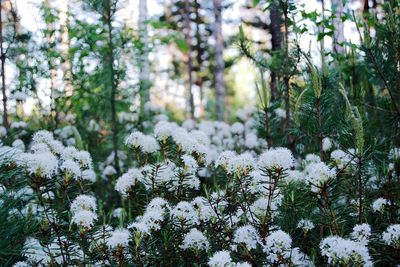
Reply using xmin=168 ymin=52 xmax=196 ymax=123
xmin=283 ymin=1 xmax=293 ymax=149
xmin=59 ymin=0 xmax=73 ymax=97
xmin=213 ymin=0 xmax=225 ymax=121
xmin=184 ymin=0 xmax=195 ymax=119
xmin=138 ymin=0 xmax=150 ymax=116
xmin=194 ymin=0 xmax=204 ymax=117
xmin=105 ymin=0 xmax=120 ymax=176
xmin=331 ymin=0 xmax=345 ymax=54
xmin=0 ymin=1 xmax=8 ymax=132
xmin=269 ymin=2 xmax=281 ymax=101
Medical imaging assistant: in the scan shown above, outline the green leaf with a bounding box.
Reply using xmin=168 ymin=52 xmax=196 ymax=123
xmin=174 ymin=38 xmax=189 ymax=53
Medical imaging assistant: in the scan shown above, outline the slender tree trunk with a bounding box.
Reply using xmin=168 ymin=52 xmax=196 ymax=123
xmin=283 ymin=0 xmax=293 ymax=148
xmin=0 ymin=1 xmax=8 ymax=132
xmin=138 ymin=0 xmax=150 ymax=116
xmin=9 ymin=1 xmax=24 ymax=119
xmin=332 ymin=0 xmax=345 ymax=54
xmin=213 ymin=0 xmax=225 ymax=121
xmin=194 ymin=0 xmax=204 ymax=116
xmin=105 ymin=0 xmax=120 ymax=176
xmin=269 ymin=2 xmax=281 ymax=101
xmin=184 ymin=0 xmax=195 ymax=119
xmin=59 ymin=0 xmax=73 ymax=97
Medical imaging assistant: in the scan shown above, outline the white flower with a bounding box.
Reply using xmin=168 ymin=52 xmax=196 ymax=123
xmin=115 ymin=168 xmax=144 ymax=196
xmin=102 ymin=165 xmax=117 ymax=176
xmin=71 ymin=195 xmax=97 ymax=212
xmin=107 ymin=228 xmax=131 ymax=249
xmin=61 ymin=146 xmax=79 ymax=161
xmin=72 ymin=210 xmax=97 ymax=228
xmin=258 ymin=147 xmax=294 ymax=170
xmin=30 ymin=143 xmax=49 ymax=154
xmin=215 ymin=151 xmax=236 ymax=170
xmin=274 ymin=108 xmax=286 ymax=119
xmin=297 ymin=219 xmax=315 ymax=232
xmin=75 ymin=151 xmax=92 ymax=168
xmin=371 ymin=197 xmax=388 ymax=212
xmin=191 ymin=130 xmax=210 ymax=146
xmin=0 ymin=126 xmax=6 ymax=137
xmin=208 ymin=250 xmax=233 ymax=267
xmin=331 ymin=149 xmax=353 ymax=169
xmin=320 ymin=236 xmax=373 ymax=267
xmin=304 ymin=154 xmax=321 ymax=164
xmin=82 ymin=169 xmax=96 ymax=182
xmin=61 ymin=159 xmax=82 ymax=179
xmin=382 ymin=224 xmax=400 ymax=248
xmin=125 ymin=131 xmax=145 ymax=148
xmin=231 ymin=122 xmax=244 ymax=135
xmin=145 ymin=197 xmax=170 ymax=214
xmin=264 ymin=230 xmax=292 ymax=264
xmin=48 ymin=140 xmax=64 ymax=154
xmin=322 ymin=137 xmax=332 ymax=151
xmin=21 ymin=152 xmax=58 ymax=178
xmin=182 ymin=154 xmax=198 ymax=173
xmin=229 ymin=153 xmax=256 ymax=175
xmin=244 ymin=132 xmax=258 ymax=149
xmin=11 ymin=121 xmax=28 ymax=129
xmin=233 ymin=225 xmax=260 ymax=250
xmin=32 ymin=130 xmax=54 ymax=144
xmin=140 ymin=135 xmax=160 ymax=153
xmin=236 ymin=108 xmax=249 ymax=121
xmin=170 ymin=201 xmax=199 ymax=227
xmin=154 ymin=121 xmax=177 ymax=141
xmin=173 ymin=131 xmax=198 ymax=153
xmin=180 ymin=228 xmax=209 ymax=251
xmin=304 ymin=162 xmax=336 ymax=192
xmin=182 ymin=119 xmax=196 ymax=130
xmin=129 ymin=221 xmax=150 ymax=235
xmin=286 ymin=170 xmax=305 ymax=183
xmin=351 ymin=224 xmax=371 ymax=244
xmin=12 ymin=139 xmax=25 ymax=152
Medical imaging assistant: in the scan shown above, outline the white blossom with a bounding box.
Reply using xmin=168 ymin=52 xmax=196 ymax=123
xmin=320 ymin=236 xmax=372 ymax=267
xmin=304 ymin=162 xmax=336 ymax=192
xmin=170 ymin=201 xmax=199 ymax=227
xmin=322 ymin=137 xmax=333 ymax=151
xmin=233 ymin=225 xmax=259 ymax=250
xmin=382 ymin=224 xmax=400 ymax=248
xmin=107 ymin=228 xmax=131 ymax=249
xmin=208 ymin=250 xmax=233 ymax=267
xmin=372 ymin=197 xmax=388 ymax=213
xmin=180 ymin=228 xmax=209 ymax=251
xmin=115 ymin=168 xmax=144 ymax=196
xmin=351 ymin=224 xmax=371 ymax=244
xmin=258 ymin=147 xmax=294 ymax=170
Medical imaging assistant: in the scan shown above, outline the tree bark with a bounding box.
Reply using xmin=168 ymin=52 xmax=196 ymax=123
xmin=269 ymin=2 xmax=281 ymax=101
xmin=331 ymin=0 xmax=345 ymax=54
xmin=213 ymin=0 xmax=225 ymax=121
xmin=184 ymin=0 xmax=195 ymax=119
xmin=138 ymin=0 xmax=150 ymax=116
xmin=105 ymin=0 xmax=120 ymax=176
xmin=194 ymin=0 xmax=204 ymax=116
xmin=0 ymin=0 xmax=8 ymax=132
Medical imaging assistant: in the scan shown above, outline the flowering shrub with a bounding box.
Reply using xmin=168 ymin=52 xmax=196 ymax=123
xmin=1 ymin=114 xmax=400 ymax=266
